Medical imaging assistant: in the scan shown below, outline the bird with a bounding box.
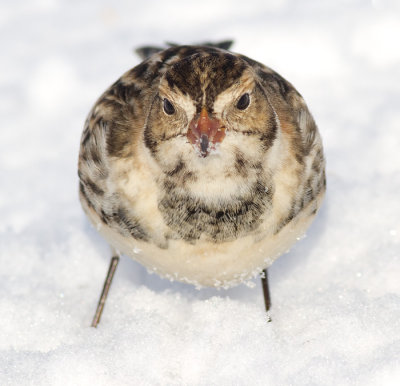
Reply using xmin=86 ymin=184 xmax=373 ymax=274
xmin=78 ymin=41 xmax=326 ymax=326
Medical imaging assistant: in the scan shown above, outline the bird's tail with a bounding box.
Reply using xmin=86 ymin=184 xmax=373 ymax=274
xmin=135 ymin=40 xmax=234 ymax=60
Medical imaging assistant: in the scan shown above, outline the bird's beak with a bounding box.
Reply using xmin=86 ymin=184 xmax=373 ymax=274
xmin=187 ymin=107 xmax=225 ymax=157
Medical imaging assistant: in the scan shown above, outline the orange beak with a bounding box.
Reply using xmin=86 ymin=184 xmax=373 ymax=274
xmin=187 ymin=108 xmax=225 ymax=157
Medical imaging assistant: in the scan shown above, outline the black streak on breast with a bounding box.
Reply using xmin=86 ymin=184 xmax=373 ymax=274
xmin=159 ymin=178 xmax=272 ymax=243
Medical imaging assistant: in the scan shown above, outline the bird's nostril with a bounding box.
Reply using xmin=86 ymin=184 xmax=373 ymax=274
xmin=200 ymin=134 xmax=209 ymax=155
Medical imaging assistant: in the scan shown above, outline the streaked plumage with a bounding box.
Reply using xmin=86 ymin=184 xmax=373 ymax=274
xmin=78 ymin=42 xmax=325 ymax=288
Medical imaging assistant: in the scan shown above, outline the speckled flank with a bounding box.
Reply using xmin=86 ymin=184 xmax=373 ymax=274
xmin=110 ymin=206 xmax=149 ymax=241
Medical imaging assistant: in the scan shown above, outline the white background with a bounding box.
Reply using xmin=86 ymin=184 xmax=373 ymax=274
xmin=1 ymin=0 xmax=400 ymax=384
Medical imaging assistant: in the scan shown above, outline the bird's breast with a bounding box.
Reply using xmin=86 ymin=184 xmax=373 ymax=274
xmin=158 ymin=171 xmax=273 ymax=243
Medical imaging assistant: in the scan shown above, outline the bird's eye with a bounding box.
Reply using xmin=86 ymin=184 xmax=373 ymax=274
xmin=163 ymin=98 xmax=175 ymax=115
xmin=236 ymin=93 xmax=250 ymax=110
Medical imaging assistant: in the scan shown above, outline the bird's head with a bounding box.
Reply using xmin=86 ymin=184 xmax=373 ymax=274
xmin=144 ymin=50 xmax=281 ymax=182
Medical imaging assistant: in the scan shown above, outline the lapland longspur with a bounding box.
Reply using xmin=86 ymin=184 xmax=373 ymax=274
xmin=78 ymin=41 xmax=326 ymax=326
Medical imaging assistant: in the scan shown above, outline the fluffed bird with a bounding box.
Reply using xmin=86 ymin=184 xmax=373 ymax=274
xmin=78 ymin=41 xmax=326 ymax=326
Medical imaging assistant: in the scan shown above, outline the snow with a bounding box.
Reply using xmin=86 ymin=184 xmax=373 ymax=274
xmin=1 ymin=0 xmax=400 ymax=384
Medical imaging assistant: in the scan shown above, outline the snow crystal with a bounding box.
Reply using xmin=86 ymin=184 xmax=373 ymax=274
xmin=132 ymin=246 xmax=142 ymax=254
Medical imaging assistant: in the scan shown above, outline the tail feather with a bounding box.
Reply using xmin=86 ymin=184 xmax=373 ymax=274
xmin=135 ymin=40 xmax=234 ymax=60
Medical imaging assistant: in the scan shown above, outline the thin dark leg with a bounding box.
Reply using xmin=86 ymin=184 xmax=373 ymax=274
xmin=261 ymin=268 xmax=271 ymax=312
xmin=91 ymin=255 xmax=120 ymax=328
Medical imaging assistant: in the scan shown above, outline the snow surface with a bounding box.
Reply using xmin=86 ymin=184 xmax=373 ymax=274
xmin=1 ymin=1 xmax=400 ymax=385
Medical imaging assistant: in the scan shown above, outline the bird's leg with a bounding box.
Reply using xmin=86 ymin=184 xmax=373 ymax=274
xmin=261 ymin=269 xmax=272 ymax=320
xmin=91 ymin=253 xmax=120 ymax=328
